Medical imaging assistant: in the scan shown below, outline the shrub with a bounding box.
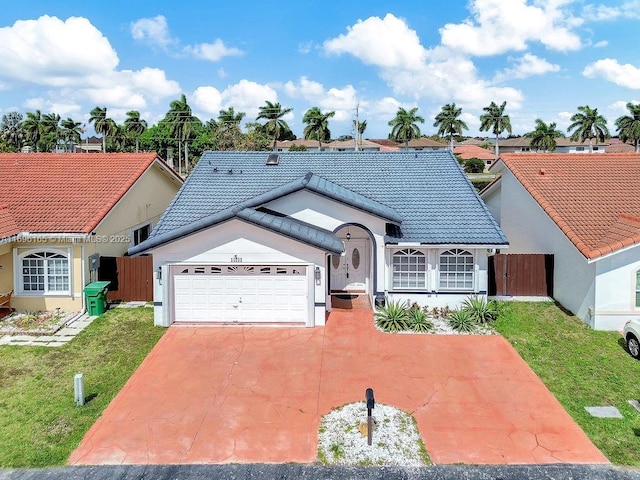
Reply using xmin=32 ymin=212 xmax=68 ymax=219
xmin=448 ymin=309 xmax=476 ymax=333
xmin=462 ymin=295 xmax=497 ymax=324
xmin=375 ymin=300 xmax=409 ymax=332
xmin=407 ymin=307 xmax=434 ymax=333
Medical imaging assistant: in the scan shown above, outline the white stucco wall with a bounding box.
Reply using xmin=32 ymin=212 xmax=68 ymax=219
xmin=383 ymin=247 xmax=490 ymax=309
xmin=266 ymin=190 xmax=388 ymax=294
xmin=483 ymin=168 xmax=640 ymax=330
xmin=150 ymin=219 xmax=328 ymax=327
xmin=593 ymin=246 xmax=640 ymax=330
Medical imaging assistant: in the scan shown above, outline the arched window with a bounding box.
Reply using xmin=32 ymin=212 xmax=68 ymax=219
xmin=439 ymin=249 xmax=474 ymax=290
xmin=20 ymin=250 xmax=70 ymax=294
xmin=392 ymin=249 xmax=426 ymax=289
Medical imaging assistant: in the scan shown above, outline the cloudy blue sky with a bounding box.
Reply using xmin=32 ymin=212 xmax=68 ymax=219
xmin=0 ymin=0 xmax=639 ymax=139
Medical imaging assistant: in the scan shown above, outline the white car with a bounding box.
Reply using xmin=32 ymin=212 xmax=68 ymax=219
xmin=623 ymin=319 xmax=640 ymax=359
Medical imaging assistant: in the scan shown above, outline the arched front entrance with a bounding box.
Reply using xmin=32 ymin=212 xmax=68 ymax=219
xmin=330 ymin=225 xmax=371 ymax=295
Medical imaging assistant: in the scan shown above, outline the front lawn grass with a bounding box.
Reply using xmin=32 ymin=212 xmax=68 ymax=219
xmin=0 ymin=307 xmax=164 ymax=467
xmin=495 ymin=301 xmax=640 ymax=466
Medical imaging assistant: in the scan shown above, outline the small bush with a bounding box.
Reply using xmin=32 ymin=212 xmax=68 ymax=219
xmin=448 ymin=309 xmax=476 ymax=333
xmin=462 ymin=295 xmax=497 ymax=324
xmin=375 ymin=300 xmax=409 ymax=332
xmin=407 ymin=308 xmax=434 ymax=333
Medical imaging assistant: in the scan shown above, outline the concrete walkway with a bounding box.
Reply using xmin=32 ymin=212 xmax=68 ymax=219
xmin=69 ymin=306 xmax=609 ymax=465
xmin=0 ymin=312 xmax=96 ymax=347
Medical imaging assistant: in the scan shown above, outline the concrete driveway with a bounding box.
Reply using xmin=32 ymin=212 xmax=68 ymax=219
xmin=69 ymin=307 xmax=608 ymax=465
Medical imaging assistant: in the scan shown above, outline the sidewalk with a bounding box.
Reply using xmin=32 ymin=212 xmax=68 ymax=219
xmin=0 ymin=312 xmax=97 ymax=347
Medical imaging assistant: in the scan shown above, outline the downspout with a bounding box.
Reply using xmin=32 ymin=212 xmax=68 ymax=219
xmin=81 ymin=243 xmax=87 ymax=314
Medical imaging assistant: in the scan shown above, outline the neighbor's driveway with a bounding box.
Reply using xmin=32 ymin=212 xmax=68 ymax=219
xmin=69 ymin=308 xmax=608 ymax=465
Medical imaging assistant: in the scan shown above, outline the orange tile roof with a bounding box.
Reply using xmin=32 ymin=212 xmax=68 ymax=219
xmin=453 ymin=144 xmax=495 ymax=160
xmin=0 ymin=153 xmax=168 ymax=237
xmin=0 ymin=205 xmax=19 ymax=239
xmin=500 ymin=153 xmax=640 ymax=259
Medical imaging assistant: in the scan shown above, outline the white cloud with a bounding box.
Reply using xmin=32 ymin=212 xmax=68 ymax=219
xmin=298 ymin=41 xmax=313 ymax=54
xmin=192 ymin=86 xmax=223 ymax=114
xmin=593 ymin=40 xmax=608 ymax=48
xmin=283 ymin=77 xmax=357 ymax=121
xmin=439 ymin=0 xmax=582 ymax=56
xmin=0 ymin=15 xmax=181 ymax=111
xmin=23 ymin=97 xmax=81 ymax=119
xmin=183 ymin=39 xmax=243 ymax=62
xmin=583 ymin=1 xmax=640 ymax=21
xmin=192 ymin=80 xmax=279 ymax=120
xmin=323 ymin=13 xmax=426 ymax=69
xmin=0 ymin=15 xmax=119 ymax=87
xmin=130 ymin=15 xmax=173 ymax=49
xmin=493 ymin=53 xmax=560 ymax=82
xmin=323 ymin=15 xmax=523 ymax=110
xmin=362 ymin=97 xmax=402 ymax=120
xmin=583 ymin=58 xmax=640 ymax=89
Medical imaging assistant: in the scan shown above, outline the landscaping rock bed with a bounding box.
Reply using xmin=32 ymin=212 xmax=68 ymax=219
xmin=0 ymin=310 xmax=80 ymax=335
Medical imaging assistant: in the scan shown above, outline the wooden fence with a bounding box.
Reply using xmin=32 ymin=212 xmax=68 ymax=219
xmin=98 ymin=256 xmax=153 ymax=302
xmin=488 ymin=254 xmax=553 ymax=297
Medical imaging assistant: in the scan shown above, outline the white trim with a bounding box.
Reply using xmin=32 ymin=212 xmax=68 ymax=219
xmin=588 ymin=241 xmax=640 ymax=264
xmin=14 ymin=246 xmax=73 ymax=296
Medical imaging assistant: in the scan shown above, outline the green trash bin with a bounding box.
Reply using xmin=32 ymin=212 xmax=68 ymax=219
xmin=84 ymin=281 xmax=111 ymax=316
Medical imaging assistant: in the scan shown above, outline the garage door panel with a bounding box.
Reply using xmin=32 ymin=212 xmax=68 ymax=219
xmin=173 ymin=267 xmax=309 ymax=324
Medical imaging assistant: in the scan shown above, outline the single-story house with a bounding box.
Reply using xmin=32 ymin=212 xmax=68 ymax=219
xmin=453 ymin=144 xmax=496 ymax=170
xmin=0 ymin=153 xmax=182 ymax=313
xmin=481 ymin=153 xmax=640 ymax=330
xmin=498 ymin=137 xmax=609 ymax=154
xmin=130 ymin=151 xmax=508 ymax=327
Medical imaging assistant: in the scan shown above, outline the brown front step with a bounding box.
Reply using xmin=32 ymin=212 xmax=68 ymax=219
xmin=331 ymin=294 xmax=371 ymax=310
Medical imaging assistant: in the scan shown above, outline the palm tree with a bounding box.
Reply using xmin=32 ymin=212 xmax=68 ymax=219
xmin=479 ymin=101 xmax=512 ymax=158
xmin=388 ymin=107 xmax=425 ymax=148
xmin=166 ymin=94 xmax=201 ymax=173
xmin=89 ymin=106 xmax=117 ymax=152
xmin=60 ymin=117 xmax=82 ymax=152
xmin=256 ymin=101 xmax=293 ymax=151
xmin=218 ymin=107 xmax=245 ymax=131
xmin=353 ymin=119 xmax=367 ymax=150
xmin=524 ymin=119 xmax=565 ymax=152
xmin=41 ymin=112 xmax=61 ymax=152
xmin=22 ymin=110 xmax=44 ymax=152
xmin=0 ymin=112 xmax=24 ymax=151
xmin=433 ymin=103 xmax=468 ymax=151
xmin=615 ymin=102 xmax=640 ymax=153
xmin=567 ymin=105 xmax=609 ymax=153
xmin=124 ymin=110 xmax=148 ymax=152
xmin=303 ymin=107 xmax=335 ymax=149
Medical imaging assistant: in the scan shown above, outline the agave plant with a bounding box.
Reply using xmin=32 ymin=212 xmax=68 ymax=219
xmin=407 ymin=307 xmax=434 ymax=333
xmin=448 ymin=309 xmax=476 ymax=333
xmin=374 ymin=300 xmax=409 ymax=332
xmin=462 ymin=295 xmax=497 ymax=324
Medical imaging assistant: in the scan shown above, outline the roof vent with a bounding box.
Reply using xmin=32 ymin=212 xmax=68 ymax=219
xmin=266 ymin=153 xmax=279 ymax=165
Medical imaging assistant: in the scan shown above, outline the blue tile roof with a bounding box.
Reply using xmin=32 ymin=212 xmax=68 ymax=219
xmin=131 ymin=151 xmax=507 ymax=254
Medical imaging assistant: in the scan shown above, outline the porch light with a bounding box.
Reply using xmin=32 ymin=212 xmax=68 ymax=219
xmin=346 ymin=232 xmax=351 ymax=241
xmin=314 ymin=266 xmax=321 ymax=285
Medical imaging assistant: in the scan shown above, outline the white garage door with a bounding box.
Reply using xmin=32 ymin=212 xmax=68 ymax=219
xmin=173 ymin=265 xmax=308 ymax=324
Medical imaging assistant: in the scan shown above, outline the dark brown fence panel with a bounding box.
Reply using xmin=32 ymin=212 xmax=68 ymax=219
xmin=99 ymin=256 xmax=153 ymax=302
xmin=488 ymin=254 xmax=553 ymax=297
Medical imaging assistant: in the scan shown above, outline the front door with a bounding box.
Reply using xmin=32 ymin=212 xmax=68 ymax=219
xmin=331 ymin=239 xmax=367 ymax=292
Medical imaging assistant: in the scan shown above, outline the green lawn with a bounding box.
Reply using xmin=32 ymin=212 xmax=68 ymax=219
xmin=495 ymin=301 xmax=640 ymax=466
xmin=0 ymin=307 xmax=164 ymax=468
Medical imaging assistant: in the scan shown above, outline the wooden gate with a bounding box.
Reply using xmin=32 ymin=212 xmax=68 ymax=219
xmin=488 ymin=254 xmax=553 ymax=297
xmin=98 ymin=256 xmax=153 ymax=302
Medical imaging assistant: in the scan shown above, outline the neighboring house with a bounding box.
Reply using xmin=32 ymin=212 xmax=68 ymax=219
xmin=481 ymin=153 xmax=640 ymax=330
xmin=129 ymin=151 xmax=508 ymax=327
xmin=0 ymin=153 xmax=183 ymax=313
xmin=368 ymin=139 xmax=401 ymax=151
xmin=453 ymin=144 xmax=496 ymax=169
xmin=401 ymin=138 xmax=448 ymax=151
xmin=498 ymin=137 xmax=609 ymax=153
xmin=76 ymin=136 xmax=103 ymax=153
xmin=276 ymin=139 xmax=325 ymax=152
xmin=324 ymin=139 xmax=382 ymax=152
